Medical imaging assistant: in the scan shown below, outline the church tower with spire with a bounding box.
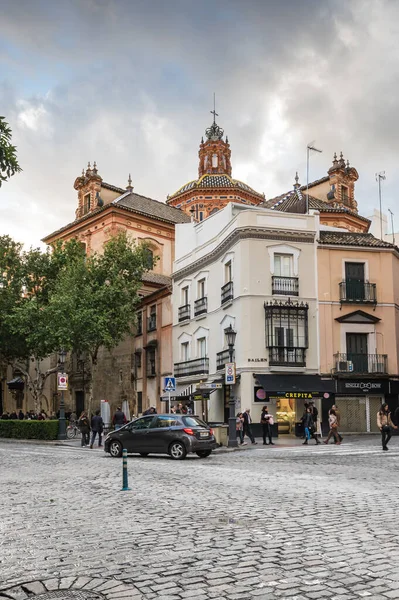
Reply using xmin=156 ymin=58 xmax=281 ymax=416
xmin=166 ymin=105 xmax=264 ymax=221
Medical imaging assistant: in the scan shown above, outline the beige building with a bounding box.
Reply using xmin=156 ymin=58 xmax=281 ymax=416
xmin=318 ymin=230 xmax=399 ymax=432
xmin=40 ymin=163 xmax=189 ymax=417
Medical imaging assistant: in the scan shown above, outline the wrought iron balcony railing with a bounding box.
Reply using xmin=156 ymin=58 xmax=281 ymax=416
xmin=221 ymin=281 xmax=233 ymax=305
xmin=339 ymin=281 xmax=377 ymax=304
xmin=174 ymin=357 xmax=209 ymax=378
xmin=268 ymin=347 xmax=306 ymax=367
xmin=272 ymin=276 xmax=299 ymax=296
xmin=334 ymin=353 xmax=388 ymax=374
xmin=178 ymin=304 xmax=191 ymax=322
xmin=194 ymin=297 xmax=208 ymax=316
xmin=216 ymin=349 xmax=234 ymax=370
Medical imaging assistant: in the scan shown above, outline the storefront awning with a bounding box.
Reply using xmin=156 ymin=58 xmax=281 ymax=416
xmin=160 ymin=383 xmax=195 ymax=402
xmin=255 ymin=374 xmax=335 ymax=393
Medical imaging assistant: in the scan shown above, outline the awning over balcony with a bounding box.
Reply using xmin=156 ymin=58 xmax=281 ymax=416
xmin=255 ymin=374 xmax=335 ymax=393
xmin=6 ymin=377 xmax=24 ymax=391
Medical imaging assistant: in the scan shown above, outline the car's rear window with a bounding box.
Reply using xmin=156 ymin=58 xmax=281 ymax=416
xmin=182 ymin=416 xmax=208 ymax=428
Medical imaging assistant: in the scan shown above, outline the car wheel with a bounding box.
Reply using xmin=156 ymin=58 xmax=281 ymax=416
xmin=196 ymin=450 xmax=212 ymax=458
xmin=169 ymin=441 xmax=187 ymax=460
xmin=140 ymin=453 xmax=149 ymax=457
xmin=109 ymin=440 xmax=123 ymax=458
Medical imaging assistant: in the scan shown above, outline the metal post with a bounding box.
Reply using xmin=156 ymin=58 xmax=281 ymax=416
xmin=121 ymin=448 xmax=131 ymax=491
xmin=376 ymin=172 xmax=386 ymax=240
xmin=168 ymin=391 xmax=171 ymax=414
xmin=58 ymin=390 xmax=66 ymax=440
xmin=388 ymin=208 xmax=395 ymax=246
xmin=227 ymin=344 xmax=238 ymax=448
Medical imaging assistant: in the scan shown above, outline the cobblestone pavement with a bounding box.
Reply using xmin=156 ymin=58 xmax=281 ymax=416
xmin=1 ymin=436 xmax=399 ymax=599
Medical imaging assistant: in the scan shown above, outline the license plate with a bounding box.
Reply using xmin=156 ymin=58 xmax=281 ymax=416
xmin=200 ymin=431 xmax=209 ymax=438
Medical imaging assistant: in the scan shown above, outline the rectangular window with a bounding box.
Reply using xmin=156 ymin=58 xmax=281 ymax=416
xmin=83 ymin=193 xmax=91 ymax=214
xmin=345 ymin=262 xmax=365 ymax=301
xmin=274 ymin=254 xmax=293 ymax=277
xmin=225 ymin=261 xmax=232 ymax=283
xmin=136 ymin=311 xmax=143 ymax=335
xmin=148 ymin=305 xmax=156 ymax=331
xmin=181 ymin=342 xmax=189 ymax=361
xmin=198 ymin=337 xmax=207 ymax=358
xmin=135 ymin=352 xmax=142 ymax=369
xmin=197 ymin=278 xmax=206 ymax=299
xmin=181 ymin=286 xmax=189 ymax=305
xmin=146 ymin=347 xmax=156 ymax=376
xmin=199 ymin=212 xmax=204 ymax=221
xmin=341 ymin=185 xmax=349 ymax=206
xmin=137 ymin=392 xmax=143 ymax=414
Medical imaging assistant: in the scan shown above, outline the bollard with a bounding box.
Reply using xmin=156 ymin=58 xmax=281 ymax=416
xmin=121 ymin=448 xmax=131 ymax=491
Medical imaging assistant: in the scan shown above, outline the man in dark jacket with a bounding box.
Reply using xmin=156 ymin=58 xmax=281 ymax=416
xmin=242 ymin=409 xmax=257 ymax=444
xmin=113 ymin=407 xmax=127 ymax=430
xmin=90 ymin=410 xmax=104 ymax=448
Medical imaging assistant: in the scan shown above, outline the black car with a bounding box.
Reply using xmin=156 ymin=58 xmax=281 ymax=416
xmin=104 ymin=414 xmax=217 ymax=460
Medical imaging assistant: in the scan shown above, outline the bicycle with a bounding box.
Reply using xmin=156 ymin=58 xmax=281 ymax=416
xmin=66 ymin=422 xmax=80 ymax=439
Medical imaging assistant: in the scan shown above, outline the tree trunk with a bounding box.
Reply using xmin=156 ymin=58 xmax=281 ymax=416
xmin=86 ymin=351 xmax=98 ymax=418
xmin=14 ymin=359 xmax=58 ymax=415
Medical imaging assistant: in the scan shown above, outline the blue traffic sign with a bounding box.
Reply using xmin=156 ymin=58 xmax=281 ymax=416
xmin=164 ymin=377 xmax=176 ymax=392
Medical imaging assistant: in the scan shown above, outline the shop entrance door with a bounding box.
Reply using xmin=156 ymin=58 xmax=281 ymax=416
xmin=75 ymin=390 xmax=85 ymax=415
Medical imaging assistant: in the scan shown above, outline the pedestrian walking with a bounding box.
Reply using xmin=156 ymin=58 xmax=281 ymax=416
xmin=260 ymin=406 xmax=274 ymax=445
xmin=112 ymin=406 xmax=127 ymax=430
xmin=242 ymin=409 xmax=257 ymax=444
xmin=302 ymin=407 xmax=318 ymax=445
xmin=236 ymin=412 xmax=245 ymax=445
xmin=18 ymin=410 xmax=24 ymax=420
xmin=323 ymin=409 xmax=341 ymax=445
xmin=90 ymin=410 xmax=104 ymax=448
xmin=308 ymin=401 xmax=320 ymax=441
xmin=377 ymin=403 xmax=397 ymax=451
xmin=78 ymin=411 xmax=90 ymax=447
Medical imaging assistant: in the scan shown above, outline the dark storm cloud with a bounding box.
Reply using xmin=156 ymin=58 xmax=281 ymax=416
xmin=0 ymin=0 xmax=398 ymax=246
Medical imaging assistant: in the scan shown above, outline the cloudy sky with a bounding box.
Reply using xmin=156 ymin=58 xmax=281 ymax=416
xmin=1 ymin=0 xmax=398 ymax=247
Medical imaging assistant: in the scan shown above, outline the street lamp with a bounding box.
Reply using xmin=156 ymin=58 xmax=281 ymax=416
xmin=58 ymin=349 xmax=67 ymax=440
xmin=225 ymin=325 xmax=238 ymax=448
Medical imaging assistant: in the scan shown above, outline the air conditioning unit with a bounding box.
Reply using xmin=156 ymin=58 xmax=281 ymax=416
xmin=336 ymin=360 xmax=354 ymax=373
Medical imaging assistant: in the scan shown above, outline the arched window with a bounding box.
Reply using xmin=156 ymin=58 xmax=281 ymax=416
xmin=212 ymin=153 xmax=218 ymax=168
xmin=143 ymin=248 xmax=154 ymax=269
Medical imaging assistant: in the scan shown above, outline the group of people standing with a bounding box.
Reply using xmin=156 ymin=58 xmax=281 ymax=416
xmin=235 ymin=407 xmax=274 ymax=445
xmin=74 ymin=406 xmax=127 ymax=448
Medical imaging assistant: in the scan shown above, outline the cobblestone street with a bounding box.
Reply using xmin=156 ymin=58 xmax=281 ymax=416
xmin=1 ymin=437 xmax=399 ymax=599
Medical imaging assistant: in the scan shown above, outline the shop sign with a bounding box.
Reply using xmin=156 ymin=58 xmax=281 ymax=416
xmin=337 ymin=379 xmax=389 ymax=394
xmin=248 ymin=358 xmax=267 ymax=362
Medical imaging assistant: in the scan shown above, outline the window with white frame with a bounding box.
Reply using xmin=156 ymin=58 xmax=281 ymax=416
xmin=181 ymin=286 xmax=189 ymax=306
xmin=181 ymin=342 xmax=189 ymax=361
xmin=224 ymin=260 xmax=232 ymax=283
xmin=274 ymin=254 xmax=293 ymax=277
xmin=197 ymin=337 xmax=207 ymax=358
xmin=197 ymin=278 xmax=206 ymax=299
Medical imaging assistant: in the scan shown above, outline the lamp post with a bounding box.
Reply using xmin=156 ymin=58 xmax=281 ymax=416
xmin=225 ymin=325 xmax=238 ymax=448
xmin=58 ymin=349 xmax=67 ymax=440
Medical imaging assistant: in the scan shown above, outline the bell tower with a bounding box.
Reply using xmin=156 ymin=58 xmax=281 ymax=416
xmin=198 ymin=102 xmax=232 ymax=178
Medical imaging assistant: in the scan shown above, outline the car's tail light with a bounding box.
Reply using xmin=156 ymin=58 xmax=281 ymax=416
xmin=209 ymin=428 xmax=214 ymax=435
xmin=183 ymin=428 xmax=195 ymax=435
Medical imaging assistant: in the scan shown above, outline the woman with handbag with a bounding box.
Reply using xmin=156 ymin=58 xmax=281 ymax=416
xmin=377 ymin=404 xmax=397 ymax=451
xmin=323 ymin=409 xmax=341 ymax=445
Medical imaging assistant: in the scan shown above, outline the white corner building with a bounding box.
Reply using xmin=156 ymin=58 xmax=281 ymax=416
xmin=172 ymin=203 xmax=321 ymax=429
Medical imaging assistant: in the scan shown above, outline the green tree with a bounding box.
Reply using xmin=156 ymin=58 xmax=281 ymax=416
xmin=48 ymin=232 xmax=152 ymax=415
xmin=0 ymin=236 xmax=85 ymax=412
xmin=0 ymin=117 xmax=22 ymax=187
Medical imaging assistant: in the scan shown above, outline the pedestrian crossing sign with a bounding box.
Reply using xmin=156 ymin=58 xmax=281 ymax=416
xmin=164 ymin=377 xmax=176 ymax=392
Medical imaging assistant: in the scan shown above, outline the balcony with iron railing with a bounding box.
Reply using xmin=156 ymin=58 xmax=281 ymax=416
xmin=272 ymin=276 xmax=299 ymax=296
xmin=194 ymin=297 xmax=208 ymax=316
xmin=174 ymin=357 xmax=209 ymax=378
xmin=178 ymin=304 xmax=191 ymax=322
xmin=339 ymin=281 xmax=377 ymax=304
xmin=216 ymin=349 xmax=234 ymax=370
xmin=268 ymin=347 xmax=306 ymax=367
xmin=334 ymin=353 xmax=388 ymax=374
xmin=221 ymin=281 xmax=233 ymax=305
